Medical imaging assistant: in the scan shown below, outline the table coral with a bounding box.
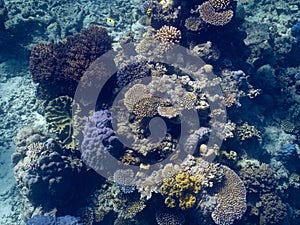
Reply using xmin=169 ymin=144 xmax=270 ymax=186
xmin=199 ymin=1 xmax=234 ymax=26
xmin=211 ymin=165 xmax=247 ymax=225
xmin=156 ymin=208 xmax=185 ymax=225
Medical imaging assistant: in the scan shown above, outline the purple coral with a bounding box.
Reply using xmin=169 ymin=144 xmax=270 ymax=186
xmin=80 ymin=110 xmax=122 ymax=174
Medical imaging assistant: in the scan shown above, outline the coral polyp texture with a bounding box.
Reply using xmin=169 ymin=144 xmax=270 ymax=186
xmin=30 ymin=25 xmax=112 ymax=99
xmin=198 ymin=1 xmax=234 ymax=26
xmin=211 ymin=165 xmax=247 ymax=225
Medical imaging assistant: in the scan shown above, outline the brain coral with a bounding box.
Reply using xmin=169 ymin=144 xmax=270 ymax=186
xmin=211 ymin=165 xmax=247 ymax=225
xmin=30 ymin=25 xmax=112 ymax=99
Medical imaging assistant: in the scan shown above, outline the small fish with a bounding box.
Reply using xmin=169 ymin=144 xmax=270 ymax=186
xmin=106 ymin=17 xmax=115 ymax=26
xmin=146 ymin=7 xmax=152 ymax=16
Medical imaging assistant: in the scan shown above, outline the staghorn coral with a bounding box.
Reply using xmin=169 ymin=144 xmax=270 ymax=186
xmin=236 ymin=122 xmax=260 ymax=140
xmin=45 ymin=95 xmax=80 ymax=149
xmin=199 ymin=1 xmax=234 ymax=26
xmin=211 ymin=165 xmax=247 ymax=225
xmin=259 ymin=193 xmax=288 ymax=225
xmin=156 ymin=208 xmax=185 ymax=225
xmin=30 ymin=25 xmax=111 ymax=99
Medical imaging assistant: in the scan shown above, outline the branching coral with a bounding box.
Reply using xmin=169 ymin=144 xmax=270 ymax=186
xmin=259 ymin=193 xmax=288 ymax=225
xmin=30 ymin=25 xmax=111 ymax=99
xmin=236 ymin=122 xmax=260 ymax=140
xmin=155 ymin=25 xmax=182 ymax=53
xmin=156 ymin=208 xmax=185 ymax=225
xmin=238 ymin=161 xmax=278 ymax=194
xmin=211 ymin=165 xmax=247 ymax=225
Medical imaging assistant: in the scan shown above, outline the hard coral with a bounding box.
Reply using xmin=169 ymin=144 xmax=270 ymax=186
xmin=13 ymin=131 xmax=83 ymax=208
xmin=156 ymin=208 xmax=185 ymax=225
xmin=199 ymin=1 xmax=233 ymax=26
xmin=239 ymin=161 xmax=278 ymax=194
xmin=211 ymin=165 xmax=247 ymax=225
xmin=208 ymin=0 xmax=231 ymax=11
xmin=160 ymin=171 xmax=202 ymax=210
xmin=155 ymin=25 xmax=182 ymax=53
xmin=30 ymin=25 xmax=112 ymax=99
xmin=45 ymin=95 xmax=79 ymax=149
xmin=259 ymin=193 xmax=288 ymax=225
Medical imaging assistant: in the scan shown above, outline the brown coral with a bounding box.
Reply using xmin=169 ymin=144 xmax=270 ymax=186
xmin=211 ymin=165 xmax=247 ymax=225
xmin=199 ymin=1 xmax=233 ymax=26
xmin=30 ymin=25 xmax=112 ymax=99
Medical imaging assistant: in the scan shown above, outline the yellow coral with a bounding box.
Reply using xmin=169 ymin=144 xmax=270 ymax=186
xmin=160 ymin=171 xmax=202 ymax=210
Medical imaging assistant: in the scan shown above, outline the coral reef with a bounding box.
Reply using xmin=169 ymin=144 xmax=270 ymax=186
xmin=30 ymin=25 xmax=112 ymax=99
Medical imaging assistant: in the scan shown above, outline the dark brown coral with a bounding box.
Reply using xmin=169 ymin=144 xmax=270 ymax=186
xmin=30 ymin=25 xmax=112 ymax=99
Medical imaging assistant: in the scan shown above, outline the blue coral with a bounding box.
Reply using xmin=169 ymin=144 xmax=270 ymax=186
xmin=291 ymin=20 xmax=300 ymax=40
